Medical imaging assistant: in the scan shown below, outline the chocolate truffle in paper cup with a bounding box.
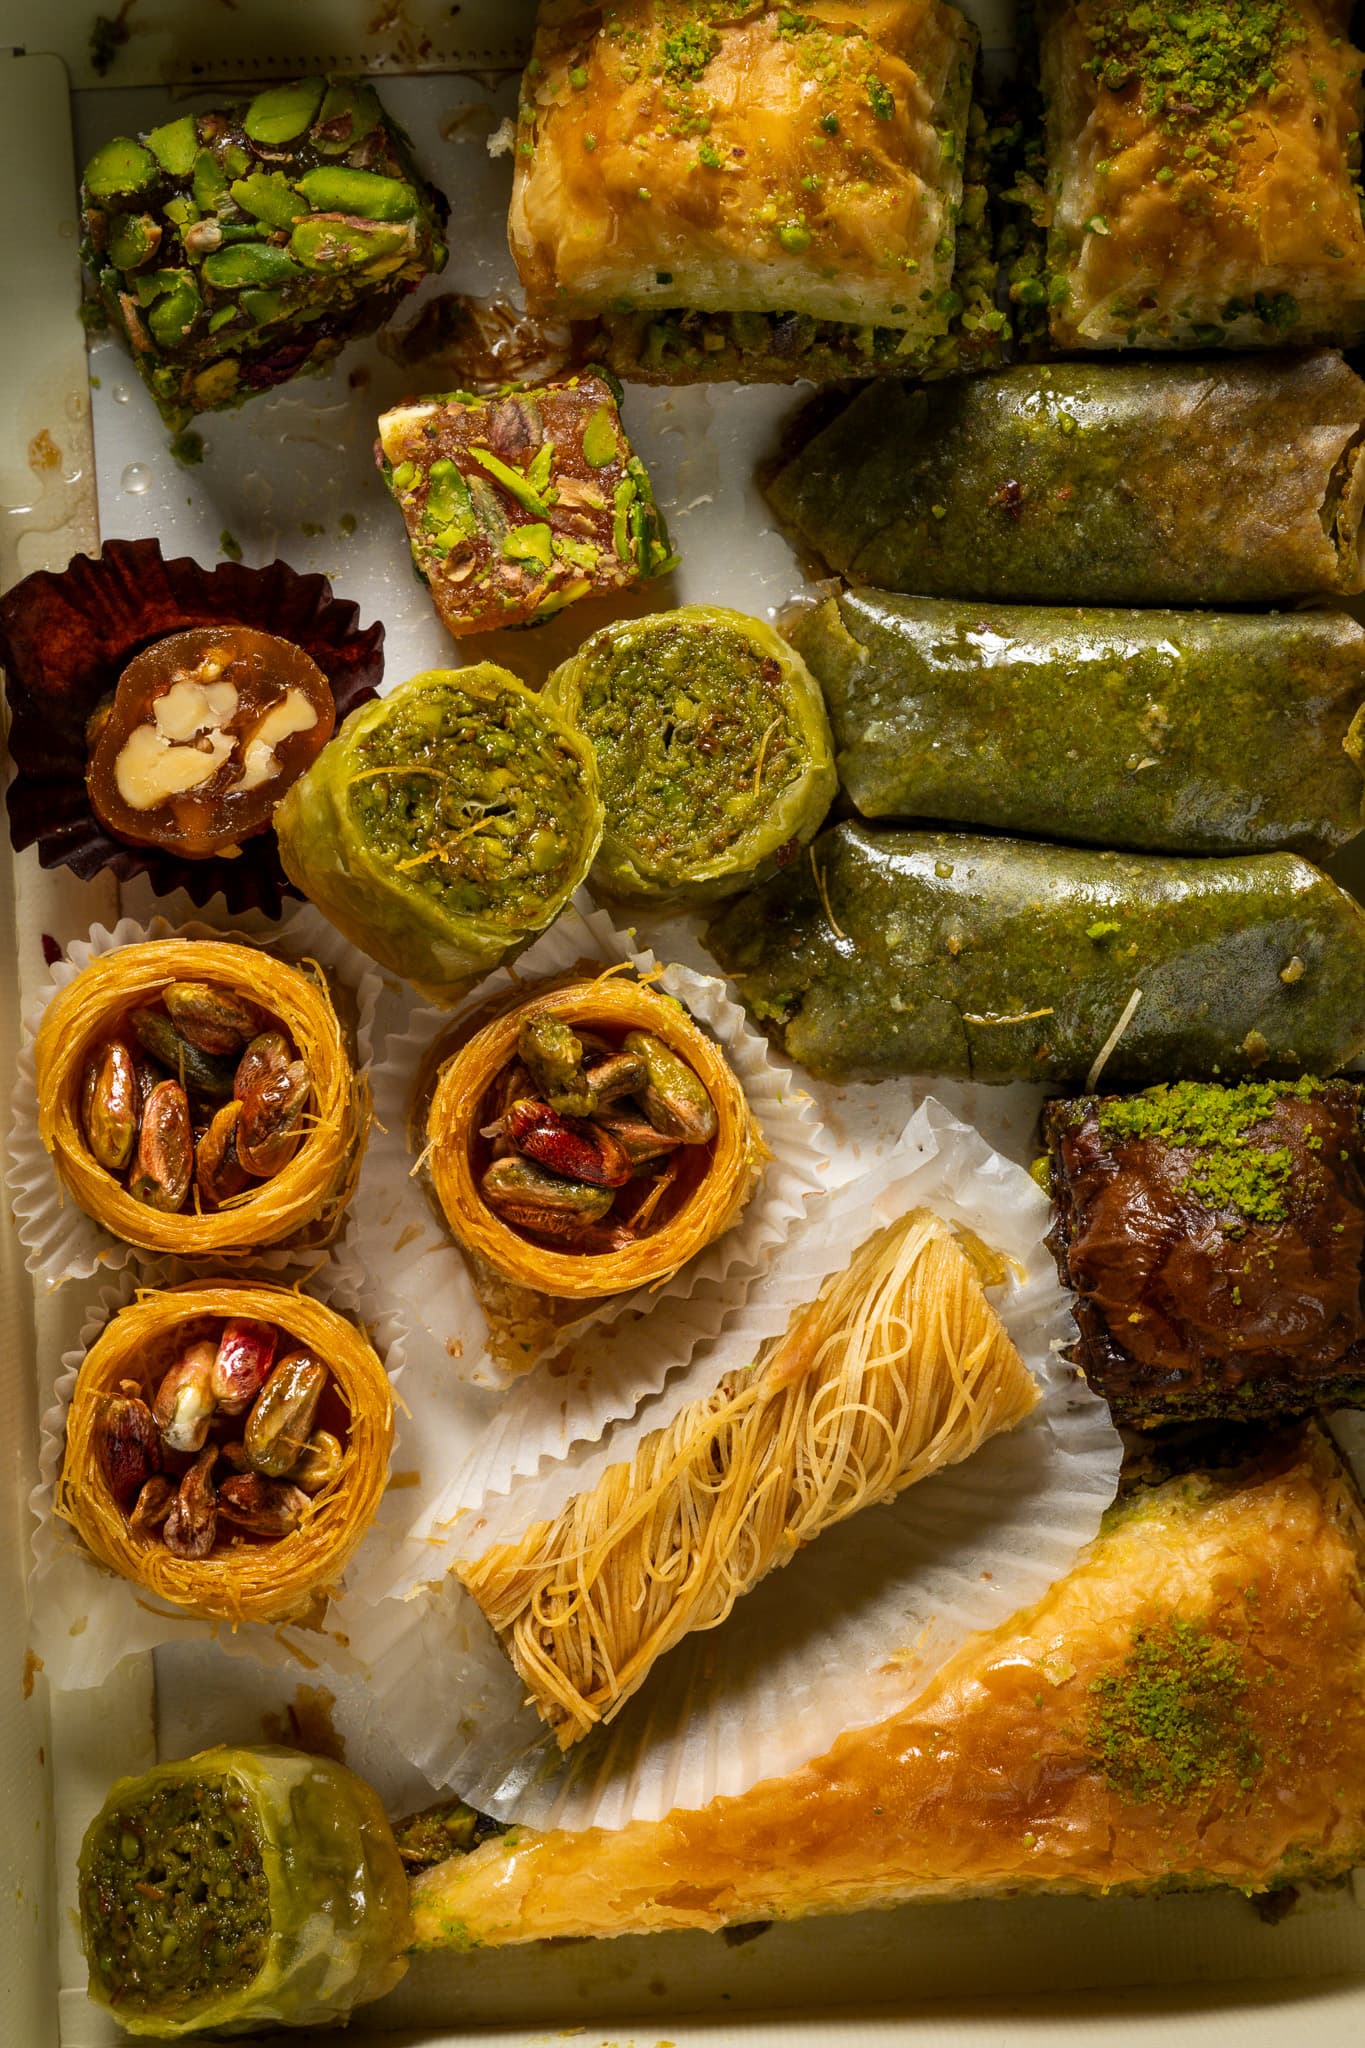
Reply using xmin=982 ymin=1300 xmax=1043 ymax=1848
xmin=0 ymin=538 xmax=383 ymax=915
xmin=275 ymin=664 xmax=603 ymax=1003
xmin=33 ymin=936 xmax=368 ymax=1261
xmin=56 ymin=1280 xmax=393 ymax=1630
xmin=425 ymin=969 xmax=765 ymax=1303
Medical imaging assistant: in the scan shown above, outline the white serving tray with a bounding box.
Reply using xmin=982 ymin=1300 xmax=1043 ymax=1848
xmin=3 ymin=3 xmax=1365 ymax=2042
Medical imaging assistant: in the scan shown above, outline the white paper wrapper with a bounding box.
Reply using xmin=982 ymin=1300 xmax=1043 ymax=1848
xmin=28 ymin=1263 xmax=408 ymax=1692
xmin=8 ymin=905 xmax=383 ymax=1289
xmin=332 ymin=899 xmax=826 ymax=1601
xmin=321 ymin=1097 xmax=1124 ymax=1829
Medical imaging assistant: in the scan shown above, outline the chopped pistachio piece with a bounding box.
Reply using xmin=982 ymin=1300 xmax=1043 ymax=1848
xmin=84 ymin=135 xmax=157 ymax=201
xmin=377 ymin=372 xmax=674 ymax=636
xmin=243 ymin=78 xmax=326 ymax=145
xmin=146 ymin=116 xmax=198 ymax=177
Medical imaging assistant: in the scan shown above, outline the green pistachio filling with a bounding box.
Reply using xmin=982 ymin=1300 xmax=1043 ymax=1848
xmin=1092 ymin=1078 xmax=1326 ymax=1225
xmin=1088 ymin=1616 xmax=1263 ymax=1805
xmin=82 ymin=1777 xmax=270 ymax=2010
xmin=345 ymin=678 xmax=589 ymax=919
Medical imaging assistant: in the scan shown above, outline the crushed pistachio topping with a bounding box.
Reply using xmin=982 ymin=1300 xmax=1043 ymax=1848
xmin=1088 ymin=1616 xmax=1263 ymax=1806
xmin=1092 ymin=1078 xmax=1326 ymax=1225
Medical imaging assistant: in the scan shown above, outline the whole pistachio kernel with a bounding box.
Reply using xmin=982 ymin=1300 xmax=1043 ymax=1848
xmin=242 ymin=77 xmax=326 ymax=146
xmin=289 ymin=215 xmax=413 ymax=272
xmin=202 ymin=242 xmax=303 ymax=289
xmin=294 ymin=166 xmax=421 ymax=219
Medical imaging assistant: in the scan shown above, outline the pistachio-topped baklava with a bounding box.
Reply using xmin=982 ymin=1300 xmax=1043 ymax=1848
xmin=510 ymin=0 xmax=999 ymax=383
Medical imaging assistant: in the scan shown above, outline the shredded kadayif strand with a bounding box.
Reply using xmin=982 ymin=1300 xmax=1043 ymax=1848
xmin=459 ymin=1207 xmax=1039 ymax=1746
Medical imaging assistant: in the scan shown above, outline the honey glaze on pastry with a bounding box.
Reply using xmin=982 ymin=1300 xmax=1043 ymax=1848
xmin=413 ymin=1425 xmax=1365 ymax=1942
xmin=511 ymin=0 xmax=978 ymax=336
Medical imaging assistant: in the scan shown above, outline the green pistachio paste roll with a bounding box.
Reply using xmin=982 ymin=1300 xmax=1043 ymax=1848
xmin=792 ymin=590 xmax=1365 ymax=859
xmin=766 ymin=354 xmax=1365 ymax=604
xmin=275 ymin=665 xmax=603 ymax=1002
xmin=705 ymin=821 xmax=1365 ymax=1086
xmin=79 ymin=1744 xmax=410 ymax=2037
xmin=545 ymin=605 xmax=836 ymax=906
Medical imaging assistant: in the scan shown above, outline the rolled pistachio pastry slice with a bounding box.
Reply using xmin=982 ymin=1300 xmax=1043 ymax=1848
xmin=274 ymin=664 xmax=603 ymax=1003
xmin=545 ymin=605 xmax=836 ymax=907
xmin=79 ymin=1745 xmax=410 ymax=2037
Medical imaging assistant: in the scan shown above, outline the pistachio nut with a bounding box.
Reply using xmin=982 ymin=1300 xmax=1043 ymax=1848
xmin=145 ymin=115 xmax=198 ymax=177
xmin=210 ymin=1318 xmax=279 ymax=1415
xmin=289 ymin=1429 xmax=345 ymax=1494
xmin=83 ymin=136 xmax=157 ymax=202
xmin=108 ymin=213 xmax=163 ymax=272
xmin=235 ymin=1057 xmax=311 ymax=1178
xmin=481 ymin=1155 xmax=614 ymax=1238
xmin=242 ymin=78 xmax=326 ymax=147
xmin=182 ymin=217 xmax=224 ymax=257
xmin=584 ymin=1050 xmax=648 ymax=1110
xmin=201 ymin=241 xmax=302 ymax=290
xmin=162 ymin=1446 xmax=219 ymax=1560
xmin=244 ymin=1352 xmax=327 ymax=1478
xmin=147 ymin=275 xmax=205 ymax=350
xmin=129 ymin=1079 xmax=193 ymax=1211
xmin=127 ymin=1473 xmax=178 ymax=1537
xmin=191 ymin=147 xmax=229 ymax=213
xmin=81 ymin=1037 xmax=142 ymax=1174
xmin=294 ymin=166 xmax=419 ymax=220
xmin=129 ymin=1006 xmax=236 ymax=1103
xmin=152 ymin=1339 xmax=219 ymax=1454
xmin=230 ymin=170 xmax=305 ymax=229
xmin=98 ymin=1381 xmax=163 ymax=1508
xmin=311 ymin=79 xmax=383 ymax=155
xmin=503 ymin=1098 xmax=632 ymax=1189
xmin=288 ymin=213 xmax=417 ymax=274
xmin=217 ymin=1472 xmax=309 ymax=1536
xmin=195 ymin=1098 xmax=251 ymax=1209
xmin=623 ymin=1031 xmax=718 ymax=1144
xmin=162 ymin=981 xmax=262 ymax=1057
xmin=234 ymin=1029 xmax=291 ymax=1101
xmin=591 ymin=1108 xmax=683 ymax=1167
xmin=517 ymin=1014 xmax=591 ymax=1114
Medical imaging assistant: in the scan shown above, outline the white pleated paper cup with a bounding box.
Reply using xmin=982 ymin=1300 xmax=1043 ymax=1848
xmin=9 ymin=904 xmax=383 ymax=1290
xmin=328 ymin=1096 xmax=1123 ymax=1828
xmin=28 ymin=1260 xmax=407 ymax=1691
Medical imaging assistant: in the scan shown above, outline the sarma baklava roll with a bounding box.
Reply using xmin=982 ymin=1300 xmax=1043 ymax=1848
xmin=546 ymin=606 xmax=836 ymax=906
xmin=275 ymin=665 xmax=603 ymax=1003
xmin=1044 ymin=1078 xmax=1365 ymax=1424
xmin=80 ymin=1745 xmax=409 ymax=2035
xmin=791 ymin=590 xmax=1365 ymax=858
xmin=1039 ymin=0 xmax=1365 ymax=351
xmin=458 ymin=1208 xmax=1037 ymax=1745
xmin=766 ymin=354 xmax=1365 ymax=604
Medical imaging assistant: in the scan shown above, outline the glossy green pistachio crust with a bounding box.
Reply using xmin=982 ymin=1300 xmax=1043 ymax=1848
xmin=274 ymin=665 xmax=603 ymax=1003
xmin=767 ymin=353 xmax=1365 ymax=605
xmin=705 ymin=820 xmax=1365 ymax=1086
xmin=545 ymin=605 xmax=836 ymax=907
xmin=793 ymin=589 xmax=1365 ymax=859
xmin=80 ymin=77 xmax=447 ymax=430
xmin=79 ymin=1745 xmax=410 ymax=2037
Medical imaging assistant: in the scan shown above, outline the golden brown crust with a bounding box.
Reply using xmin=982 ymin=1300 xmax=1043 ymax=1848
xmin=57 ymin=1282 xmax=393 ymax=1628
xmin=510 ymin=0 xmax=977 ymax=332
xmin=411 ymin=1427 xmax=1365 ymax=1945
xmin=34 ymin=939 xmax=368 ymax=1259
xmin=1041 ymin=0 xmax=1365 ymax=348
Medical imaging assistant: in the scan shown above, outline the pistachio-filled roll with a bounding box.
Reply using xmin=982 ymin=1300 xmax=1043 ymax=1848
xmin=793 ymin=590 xmax=1365 ymax=858
xmin=80 ymin=1745 xmax=410 ymax=2037
xmin=767 ymin=354 xmax=1365 ymax=604
xmin=275 ymin=666 xmax=603 ymax=1003
xmin=80 ymin=77 xmax=447 ymax=431
xmin=545 ymin=606 xmax=836 ymax=906
xmin=705 ymin=821 xmax=1365 ymax=1086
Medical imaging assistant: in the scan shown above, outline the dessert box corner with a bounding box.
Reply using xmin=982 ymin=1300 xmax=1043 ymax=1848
xmin=5 ymin=1 xmax=1365 ymax=2043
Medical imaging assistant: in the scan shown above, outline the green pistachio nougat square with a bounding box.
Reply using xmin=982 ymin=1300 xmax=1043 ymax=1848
xmin=376 ymin=372 xmax=676 ymax=636
xmin=80 ymin=77 xmax=448 ymax=431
